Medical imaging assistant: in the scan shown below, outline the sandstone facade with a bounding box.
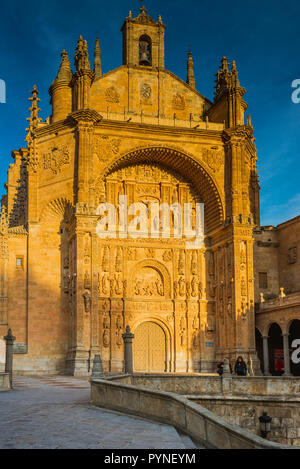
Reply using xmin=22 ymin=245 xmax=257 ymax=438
xmin=0 ymin=6 xmax=274 ymax=376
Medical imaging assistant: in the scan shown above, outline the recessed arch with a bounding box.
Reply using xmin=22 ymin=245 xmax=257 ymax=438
xmin=98 ymin=146 xmax=224 ymax=233
xmin=129 ymin=258 xmax=171 ymax=298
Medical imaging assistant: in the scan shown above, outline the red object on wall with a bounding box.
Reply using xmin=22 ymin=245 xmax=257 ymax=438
xmin=274 ymin=348 xmax=284 ymax=372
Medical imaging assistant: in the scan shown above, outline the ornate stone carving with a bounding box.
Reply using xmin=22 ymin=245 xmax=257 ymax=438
xmin=115 ymin=247 xmax=123 ymax=272
xmin=43 ymin=145 xmax=70 ymax=174
xmin=127 ymin=248 xmax=137 ymax=261
xmin=102 ymin=246 xmax=109 ymax=272
xmin=103 ymin=329 xmax=110 ymax=347
xmin=145 ymin=248 xmax=155 ymax=258
xmin=179 ymin=316 xmax=186 ymax=347
xmin=134 ymin=267 xmax=164 ymax=297
xmin=140 ymin=83 xmax=152 ymax=101
xmin=101 ymin=273 xmax=110 ymax=296
xmin=191 ymin=251 xmax=197 ymax=275
xmin=172 ymin=93 xmax=185 ymax=110
xmin=105 ymin=86 xmax=120 ymax=103
xmin=82 ymin=291 xmax=91 ymax=313
xmin=202 ymin=147 xmax=223 ymax=173
xmin=178 ymin=276 xmax=186 ymax=297
xmin=94 ymin=136 xmax=121 ymax=162
xmin=178 ymin=251 xmax=185 ymax=275
xmin=163 ymin=250 xmax=172 ymax=262
xmin=191 ymin=276 xmax=198 ymax=297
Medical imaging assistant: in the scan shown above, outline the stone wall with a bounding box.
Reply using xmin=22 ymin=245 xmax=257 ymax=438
xmin=194 ymin=397 xmax=300 ymax=446
xmin=116 ymin=373 xmax=300 ymax=446
xmin=90 ymin=376 xmax=292 ymax=449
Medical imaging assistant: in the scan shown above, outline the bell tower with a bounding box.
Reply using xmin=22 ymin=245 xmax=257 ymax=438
xmin=121 ymin=5 xmax=165 ymax=69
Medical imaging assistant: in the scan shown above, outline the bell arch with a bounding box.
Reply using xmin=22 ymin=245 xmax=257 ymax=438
xmin=98 ymin=146 xmax=224 ymax=234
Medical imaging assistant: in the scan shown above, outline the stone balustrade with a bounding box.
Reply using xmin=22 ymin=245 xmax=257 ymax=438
xmin=90 ymin=376 xmax=294 ymax=449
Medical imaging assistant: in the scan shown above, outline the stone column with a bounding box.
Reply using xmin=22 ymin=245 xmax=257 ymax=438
xmin=4 ymin=329 xmax=16 ymax=388
xmin=262 ymin=336 xmax=270 ymax=376
xmin=122 ymin=326 xmax=134 ymax=374
xmin=282 ymin=333 xmax=291 ymax=376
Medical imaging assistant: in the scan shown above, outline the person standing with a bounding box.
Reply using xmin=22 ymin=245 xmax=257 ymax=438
xmin=234 ymin=356 xmax=247 ymax=376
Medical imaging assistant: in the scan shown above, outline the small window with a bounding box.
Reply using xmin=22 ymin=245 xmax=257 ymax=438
xmin=16 ymin=257 xmax=23 ymax=269
xmin=259 ymin=272 xmax=268 ymax=289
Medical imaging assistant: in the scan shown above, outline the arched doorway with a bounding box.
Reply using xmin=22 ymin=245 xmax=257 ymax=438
xmin=289 ymin=320 xmax=300 ymax=376
xmin=268 ymin=323 xmax=284 ymax=376
xmin=134 ymin=322 xmax=166 ymax=372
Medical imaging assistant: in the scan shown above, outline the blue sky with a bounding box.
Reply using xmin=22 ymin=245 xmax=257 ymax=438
xmin=0 ymin=0 xmax=300 ymax=226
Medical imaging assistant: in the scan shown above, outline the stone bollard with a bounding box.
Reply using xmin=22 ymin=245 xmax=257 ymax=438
xmin=122 ymin=325 xmax=134 ymax=374
xmin=221 ymin=358 xmax=232 ymax=395
xmin=91 ymin=354 xmax=105 ymax=379
xmin=4 ymin=329 xmax=16 ymax=388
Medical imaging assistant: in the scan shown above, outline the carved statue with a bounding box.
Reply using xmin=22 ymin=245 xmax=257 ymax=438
xmin=178 ymin=276 xmax=186 ymax=297
xmin=82 ymin=291 xmax=91 ymax=313
xmin=191 ymin=276 xmax=198 ymax=297
xmin=103 ymin=315 xmax=109 ymax=330
xmin=155 ymin=279 xmax=164 ymax=296
xmin=114 ymin=274 xmax=123 ymax=296
xmin=173 ymin=280 xmax=178 ymax=298
xmin=102 ymin=274 xmax=109 ymax=295
xmin=103 ymin=330 xmax=110 ymax=348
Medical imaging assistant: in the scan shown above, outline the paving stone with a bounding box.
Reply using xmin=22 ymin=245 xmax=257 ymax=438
xmin=0 ymin=376 xmax=193 ymax=449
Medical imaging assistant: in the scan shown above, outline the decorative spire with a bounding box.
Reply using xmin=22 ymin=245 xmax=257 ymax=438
xmin=214 ymin=57 xmax=231 ymax=101
xmin=187 ymin=50 xmax=195 ymax=89
xmin=55 ymin=50 xmax=72 ymax=83
xmin=26 ymin=85 xmax=41 ymax=135
xmin=230 ymin=60 xmax=240 ymax=88
xmin=75 ymin=36 xmax=91 ymax=72
xmin=215 ymin=57 xmax=242 ymax=100
xmin=94 ymin=38 xmax=102 ymax=80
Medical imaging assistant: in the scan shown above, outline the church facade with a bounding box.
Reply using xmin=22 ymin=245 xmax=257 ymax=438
xmin=0 ymin=6 xmax=263 ymax=375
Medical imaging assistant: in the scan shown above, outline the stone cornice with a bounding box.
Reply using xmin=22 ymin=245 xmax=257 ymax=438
xmin=94 ymin=119 xmax=224 ymax=140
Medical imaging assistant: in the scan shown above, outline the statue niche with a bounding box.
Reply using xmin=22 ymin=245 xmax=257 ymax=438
xmin=134 ymin=266 xmax=164 ymax=298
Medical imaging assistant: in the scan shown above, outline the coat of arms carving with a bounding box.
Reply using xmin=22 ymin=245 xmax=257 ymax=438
xmin=140 ymin=83 xmax=152 ymax=101
xmin=43 ymin=145 xmax=70 ymax=174
xmin=94 ymin=136 xmax=121 ymax=162
xmin=105 ymin=86 xmax=120 ymax=103
xmin=172 ymin=93 xmax=185 ymax=110
xmin=202 ymin=147 xmax=223 ymax=172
